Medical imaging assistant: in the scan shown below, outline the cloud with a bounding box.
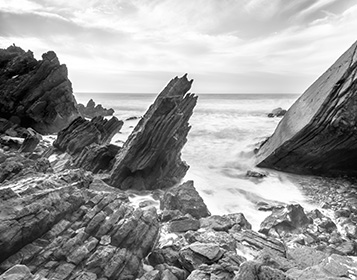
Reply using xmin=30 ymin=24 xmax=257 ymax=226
xmin=1 ymin=0 xmax=357 ymax=93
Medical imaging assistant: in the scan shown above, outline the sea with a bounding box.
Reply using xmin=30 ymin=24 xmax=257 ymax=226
xmin=74 ymin=92 xmax=318 ymax=229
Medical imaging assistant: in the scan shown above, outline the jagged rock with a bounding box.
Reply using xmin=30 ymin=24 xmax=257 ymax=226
xmin=257 ymin=40 xmax=357 ymax=176
xmin=161 ymin=181 xmax=210 ymax=219
xmin=109 ymin=74 xmax=197 ymax=190
xmin=0 ymin=45 xmax=79 ymax=134
xmin=73 ymin=144 xmax=120 ymax=173
xmin=267 ymin=107 xmax=287 ymax=118
xmin=53 ymin=116 xmax=123 ymax=155
xmin=259 ymin=204 xmax=311 ymax=236
xmin=0 ymin=171 xmax=159 ymax=279
xmin=77 ymin=99 xmax=115 ymax=119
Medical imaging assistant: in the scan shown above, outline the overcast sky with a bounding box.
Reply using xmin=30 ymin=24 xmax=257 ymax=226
xmin=1 ymin=0 xmax=356 ymax=93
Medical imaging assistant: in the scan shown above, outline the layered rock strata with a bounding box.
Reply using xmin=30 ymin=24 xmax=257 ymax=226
xmin=53 ymin=116 xmax=123 ymax=155
xmin=0 ymin=45 xmax=79 ymax=134
xmin=0 ymin=170 xmax=160 ymax=280
xmin=109 ymin=74 xmax=197 ymax=190
xmin=257 ymin=40 xmax=357 ymax=176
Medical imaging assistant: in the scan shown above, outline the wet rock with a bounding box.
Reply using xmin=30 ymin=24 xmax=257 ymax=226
xmin=257 ymin=40 xmax=357 ymax=176
xmin=0 ymin=45 xmax=79 ymax=134
xmin=53 ymin=116 xmax=123 ymax=155
xmin=267 ymin=107 xmax=287 ymax=118
xmin=77 ymin=99 xmax=114 ymax=119
xmin=259 ymin=204 xmax=311 ymax=236
xmin=246 ymin=170 xmax=267 ymax=178
xmin=161 ymin=180 xmax=210 ymax=219
xmin=109 ymin=74 xmax=197 ymax=190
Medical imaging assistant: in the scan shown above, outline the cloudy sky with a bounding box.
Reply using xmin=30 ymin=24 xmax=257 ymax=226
xmin=1 ymin=0 xmax=357 ymax=93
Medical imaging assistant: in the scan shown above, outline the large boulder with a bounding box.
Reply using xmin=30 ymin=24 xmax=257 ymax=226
xmin=161 ymin=180 xmax=210 ymax=219
xmin=0 ymin=45 xmax=79 ymax=134
xmin=109 ymin=74 xmax=197 ymax=190
xmin=256 ymin=40 xmax=357 ymax=176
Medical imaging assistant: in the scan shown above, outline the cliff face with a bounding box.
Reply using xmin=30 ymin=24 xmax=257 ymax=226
xmin=256 ymin=40 xmax=357 ymax=176
xmin=0 ymin=45 xmax=79 ymax=134
xmin=109 ymin=74 xmax=197 ymax=190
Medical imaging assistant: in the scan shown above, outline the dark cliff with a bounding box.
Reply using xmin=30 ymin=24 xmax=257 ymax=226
xmin=0 ymin=45 xmax=79 ymax=134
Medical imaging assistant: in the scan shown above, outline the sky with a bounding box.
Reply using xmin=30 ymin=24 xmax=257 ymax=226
xmin=0 ymin=0 xmax=357 ymax=94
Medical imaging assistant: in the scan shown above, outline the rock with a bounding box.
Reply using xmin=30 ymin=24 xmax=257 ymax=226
xmin=169 ymin=216 xmax=200 ymax=233
xmin=259 ymin=204 xmax=311 ymax=236
xmin=77 ymin=99 xmax=115 ymax=119
xmin=161 ymin=181 xmax=210 ymax=219
xmin=234 ymin=261 xmax=293 ymax=280
xmin=286 ymin=253 xmax=357 ymax=280
xmin=200 ymin=213 xmax=252 ymax=232
xmin=246 ymin=170 xmax=267 ymax=178
xmin=0 ymin=172 xmax=159 ymax=279
xmin=267 ymin=107 xmax=287 ymax=118
xmin=257 ymin=40 xmax=357 ymax=176
xmin=0 ymin=264 xmax=36 ymax=280
xmin=53 ymin=116 xmax=123 ymax=155
xmin=73 ymin=144 xmax=120 ymax=173
xmin=0 ymin=45 xmax=79 ymax=134
xmin=19 ymin=128 xmax=41 ymax=153
xmin=233 ymin=230 xmax=286 ymax=258
xmin=179 ymin=242 xmax=224 ymax=272
xmin=126 ymin=116 xmax=140 ymax=121
xmin=109 ymin=74 xmax=197 ymax=190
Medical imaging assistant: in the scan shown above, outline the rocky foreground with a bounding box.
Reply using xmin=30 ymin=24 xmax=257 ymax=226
xmin=1 ymin=46 xmax=357 ymax=280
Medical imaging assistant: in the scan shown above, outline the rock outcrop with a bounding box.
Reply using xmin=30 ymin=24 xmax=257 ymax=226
xmin=0 ymin=169 xmax=160 ymax=280
xmin=77 ymin=99 xmax=115 ymax=119
xmin=257 ymin=40 xmax=357 ymax=176
xmin=53 ymin=116 xmax=123 ymax=155
xmin=0 ymin=45 xmax=79 ymax=134
xmin=109 ymin=74 xmax=197 ymax=190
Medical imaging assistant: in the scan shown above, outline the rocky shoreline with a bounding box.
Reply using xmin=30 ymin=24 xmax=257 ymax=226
xmin=1 ymin=45 xmax=357 ymax=280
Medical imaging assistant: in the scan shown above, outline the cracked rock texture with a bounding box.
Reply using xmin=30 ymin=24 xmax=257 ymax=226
xmin=109 ymin=74 xmax=197 ymax=190
xmin=257 ymin=40 xmax=357 ymax=176
xmin=0 ymin=170 xmax=160 ymax=280
xmin=0 ymin=45 xmax=79 ymax=134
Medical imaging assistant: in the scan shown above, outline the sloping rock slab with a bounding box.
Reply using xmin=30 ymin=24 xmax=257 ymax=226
xmin=109 ymin=74 xmax=197 ymax=190
xmin=0 ymin=45 xmax=79 ymax=134
xmin=256 ymin=40 xmax=357 ymax=176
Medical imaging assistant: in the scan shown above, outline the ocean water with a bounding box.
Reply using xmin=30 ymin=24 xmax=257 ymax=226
xmin=75 ymin=92 xmax=317 ymax=229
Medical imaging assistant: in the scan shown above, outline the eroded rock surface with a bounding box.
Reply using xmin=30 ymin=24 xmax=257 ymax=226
xmin=257 ymin=40 xmax=357 ymax=176
xmin=0 ymin=170 xmax=159 ymax=280
xmin=0 ymin=45 xmax=79 ymax=134
xmin=53 ymin=116 xmax=123 ymax=155
xmin=109 ymin=74 xmax=197 ymax=190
